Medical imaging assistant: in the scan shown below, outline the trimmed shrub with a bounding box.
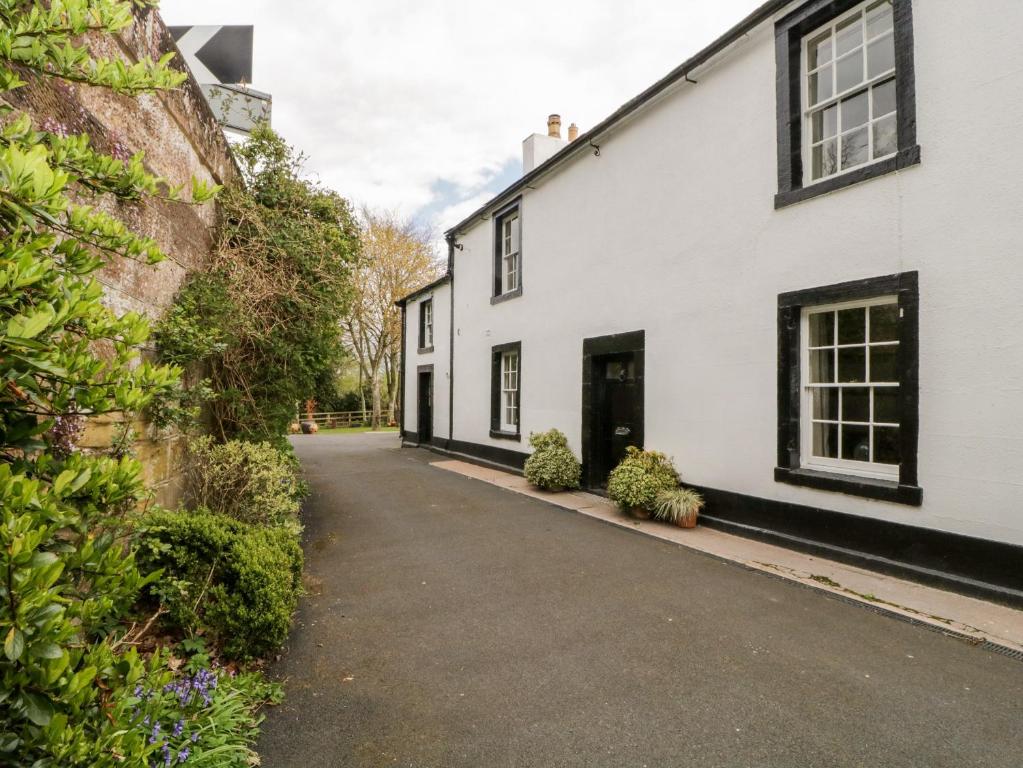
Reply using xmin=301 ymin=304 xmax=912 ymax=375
xmin=606 ymin=446 xmax=680 ymax=511
xmin=185 ymin=437 xmax=305 ymax=527
xmin=524 ymin=429 xmax=581 ymax=490
xmin=139 ymin=510 xmax=303 ymax=661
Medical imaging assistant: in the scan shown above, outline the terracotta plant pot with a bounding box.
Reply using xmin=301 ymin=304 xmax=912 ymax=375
xmin=676 ymin=512 xmax=698 ymax=529
xmin=628 ymin=506 xmax=651 ymax=520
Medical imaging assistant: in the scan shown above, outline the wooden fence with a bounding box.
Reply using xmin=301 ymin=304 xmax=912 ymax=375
xmin=301 ymin=410 xmax=373 ymax=428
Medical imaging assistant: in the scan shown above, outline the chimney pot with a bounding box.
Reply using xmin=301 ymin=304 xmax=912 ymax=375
xmin=547 ymin=113 xmax=562 ymax=139
xmin=567 ymin=122 xmax=579 ymax=141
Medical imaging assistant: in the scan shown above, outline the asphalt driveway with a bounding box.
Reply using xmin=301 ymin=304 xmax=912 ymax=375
xmin=257 ymin=433 xmax=1023 ymax=767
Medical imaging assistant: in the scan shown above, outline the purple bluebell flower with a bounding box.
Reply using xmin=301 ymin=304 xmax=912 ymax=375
xmin=177 ymin=747 xmax=190 ymax=763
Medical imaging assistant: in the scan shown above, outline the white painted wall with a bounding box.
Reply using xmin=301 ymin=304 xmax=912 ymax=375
xmin=403 ymin=281 xmax=451 ymax=440
xmin=522 ymin=133 xmax=568 ymax=174
xmin=435 ymin=0 xmax=1023 ymax=545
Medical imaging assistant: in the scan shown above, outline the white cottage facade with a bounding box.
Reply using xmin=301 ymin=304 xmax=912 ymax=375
xmin=398 ymin=0 xmax=1023 ymax=604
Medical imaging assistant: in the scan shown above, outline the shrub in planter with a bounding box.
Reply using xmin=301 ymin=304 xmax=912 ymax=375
xmin=139 ymin=510 xmax=303 ymax=661
xmin=606 ymin=446 xmax=680 ymax=515
xmin=652 ymin=487 xmax=704 ymax=528
xmin=185 ymin=437 xmax=305 ymax=527
xmin=524 ymin=429 xmax=581 ymax=490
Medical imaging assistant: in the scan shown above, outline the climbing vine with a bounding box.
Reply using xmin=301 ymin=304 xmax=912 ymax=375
xmin=156 ymin=125 xmax=361 ymax=444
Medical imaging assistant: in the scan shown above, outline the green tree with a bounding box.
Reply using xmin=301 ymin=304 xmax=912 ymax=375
xmin=0 ymin=1 xmax=217 ymax=763
xmin=157 ymin=125 xmax=361 ymax=443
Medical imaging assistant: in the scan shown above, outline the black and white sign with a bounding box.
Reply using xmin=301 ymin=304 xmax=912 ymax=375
xmin=169 ymin=25 xmax=253 ymax=85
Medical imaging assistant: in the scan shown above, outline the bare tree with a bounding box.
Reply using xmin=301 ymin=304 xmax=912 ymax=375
xmin=343 ymin=209 xmax=443 ymax=428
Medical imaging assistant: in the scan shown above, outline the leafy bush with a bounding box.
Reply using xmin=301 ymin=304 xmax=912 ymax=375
xmin=185 ymin=436 xmax=305 ymax=527
xmin=524 ymin=429 xmax=581 ymax=490
xmin=0 ymin=1 xmax=221 ymax=763
xmin=139 ymin=510 xmax=303 ymax=661
xmin=126 ymin=651 xmax=282 ymax=768
xmin=155 ymin=127 xmax=361 ymax=445
xmin=652 ymin=487 xmax=704 ymax=526
xmin=606 ymin=447 xmax=680 ymax=511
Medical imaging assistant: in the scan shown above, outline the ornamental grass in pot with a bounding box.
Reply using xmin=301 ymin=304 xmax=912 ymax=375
xmin=606 ymin=446 xmax=680 ymax=519
xmin=652 ymin=487 xmax=705 ymax=529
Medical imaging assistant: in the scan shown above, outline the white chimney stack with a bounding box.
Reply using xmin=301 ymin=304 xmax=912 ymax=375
xmin=522 ymin=113 xmax=568 ymax=174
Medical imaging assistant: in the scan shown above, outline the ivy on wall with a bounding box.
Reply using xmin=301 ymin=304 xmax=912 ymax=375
xmin=156 ymin=126 xmax=361 ymax=445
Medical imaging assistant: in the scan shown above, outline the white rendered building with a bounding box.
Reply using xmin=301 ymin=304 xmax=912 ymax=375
xmin=398 ymin=0 xmax=1023 ymax=605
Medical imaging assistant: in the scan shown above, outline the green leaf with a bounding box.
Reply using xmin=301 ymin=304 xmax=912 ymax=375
xmin=4 ymin=627 xmax=25 ymax=662
xmin=22 ymin=692 xmax=54 ymax=726
xmin=31 ymin=643 xmax=63 ymax=660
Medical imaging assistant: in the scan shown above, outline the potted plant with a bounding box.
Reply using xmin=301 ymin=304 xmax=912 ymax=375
xmin=524 ymin=428 xmax=581 ymax=491
xmin=652 ymin=487 xmax=704 ymax=529
xmin=606 ymin=446 xmax=679 ymax=519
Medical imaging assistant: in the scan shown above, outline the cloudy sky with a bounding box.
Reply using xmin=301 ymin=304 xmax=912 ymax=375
xmin=160 ymin=1 xmax=763 ymax=240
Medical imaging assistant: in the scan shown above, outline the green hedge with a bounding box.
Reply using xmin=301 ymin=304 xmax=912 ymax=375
xmin=139 ymin=510 xmax=302 ymax=661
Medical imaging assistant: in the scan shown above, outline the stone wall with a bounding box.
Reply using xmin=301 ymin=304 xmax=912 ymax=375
xmin=7 ymin=6 xmax=237 ymax=506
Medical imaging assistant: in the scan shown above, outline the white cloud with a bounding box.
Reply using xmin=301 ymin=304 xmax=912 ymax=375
xmin=159 ymin=0 xmax=765 ymax=233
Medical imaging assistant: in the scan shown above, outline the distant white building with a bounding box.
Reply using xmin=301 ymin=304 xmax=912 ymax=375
xmin=398 ymin=0 xmax=1023 ymax=605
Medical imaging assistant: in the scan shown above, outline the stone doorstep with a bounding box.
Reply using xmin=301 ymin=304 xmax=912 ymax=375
xmin=429 ymin=459 xmax=1023 ymax=655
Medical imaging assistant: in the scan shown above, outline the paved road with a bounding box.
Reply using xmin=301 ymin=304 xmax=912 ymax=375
xmin=257 ymin=434 xmax=1023 ymax=767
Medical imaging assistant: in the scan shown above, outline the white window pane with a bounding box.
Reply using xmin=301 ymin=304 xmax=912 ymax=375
xmin=812 ymin=105 xmax=838 ymax=141
xmin=837 ymin=307 xmax=866 ymax=344
xmin=810 ymin=349 xmax=835 ymax=383
xmin=808 ymin=30 xmax=833 ymax=69
xmin=836 ymin=49 xmax=865 ymax=92
xmin=840 ymin=91 xmax=869 ymax=130
xmin=866 ymin=1 xmax=893 ymax=40
xmin=841 ymin=424 xmax=870 ymax=461
xmin=874 ymin=387 xmax=899 ymax=423
xmin=509 ymin=215 xmax=520 ymax=253
xmin=869 ymin=345 xmax=898 ymax=382
xmin=812 ymin=388 xmax=839 ymax=420
xmin=873 ymin=114 xmax=897 ymax=158
xmin=835 ymin=13 xmax=863 ymax=56
xmin=872 ymin=78 xmax=896 ymax=117
xmin=809 ymin=311 xmax=835 ymax=347
xmin=843 ymin=387 xmax=870 ymax=422
xmin=869 ymin=303 xmax=898 ymax=342
xmin=873 ymin=426 xmax=899 ymax=464
xmin=813 ymin=422 xmax=839 ymax=458
xmin=812 ymin=139 xmax=838 ymax=179
xmin=837 ymin=347 xmax=866 ymax=382
xmin=867 ymin=34 xmax=895 ymax=78
xmin=809 ymin=67 xmax=833 ymax=105
xmin=840 ymin=125 xmax=869 ymax=168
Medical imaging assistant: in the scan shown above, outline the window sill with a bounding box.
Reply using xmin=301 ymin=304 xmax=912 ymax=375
xmin=774 ymin=145 xmax=920 ymax=209
xmin=490 ymin=286 xmax=523 ymax=305
xmin=417 ymin=346 xmax=434 ymax=354
xmin=490 ymin=429 xmax=521 ymax=442
xmin=775 ymin=466 xmax=922 ymax=506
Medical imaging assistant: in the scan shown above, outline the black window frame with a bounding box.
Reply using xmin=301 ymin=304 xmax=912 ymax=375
xmin=490 ymin=341 xmax=521 ymax=440
xmin=775 ymin=0 xmax=920 ymax=209
xmin=491 ymin=199 xmax=523 ymax=305
xmin=417 ymin=298 xmax=434 ymax=353
xmin=775 ymin=271 xmax=921 ymax=505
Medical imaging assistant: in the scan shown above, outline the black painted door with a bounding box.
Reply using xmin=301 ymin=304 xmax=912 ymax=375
xmin=417 ymin=370 xmax=433 ymax=443
xmin=591 ymin=353 xmax=639 ymax=486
